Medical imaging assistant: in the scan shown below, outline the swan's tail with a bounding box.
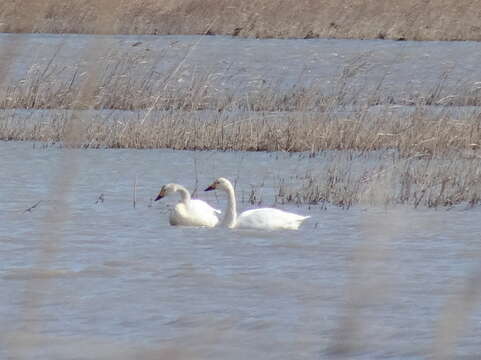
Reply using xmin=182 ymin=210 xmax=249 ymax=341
xmin=289 ymin=215 xmax=310 ymax=230
xmin=297 ymin=215 xmax=310 ymax=222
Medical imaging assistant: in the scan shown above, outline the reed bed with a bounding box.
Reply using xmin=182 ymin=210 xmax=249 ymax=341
xmin=2 ymin=48 xmax=481 ymax=112
xmin=1 ymin=106 xmax=480 ymax=155
xmin=275 ymin=151 xmax=481 ymax=209
xmin=1 ymin=36 xmax=480 ymax=210
xmin=1 ymin=47 xmax=481 ymax=156
xmin=2 ymin=108 xmax=480 ymax=209
xmin=3 ymin=3 xmax=481 ymax=359
xmin=1 ymin=0 xmax=481 ymax=41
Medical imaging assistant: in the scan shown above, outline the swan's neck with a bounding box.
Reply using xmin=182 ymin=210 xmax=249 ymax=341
xmin=222 ymin=182 xmax=237 ymax=228
xmin=176 ymin=185 xmax=191 ymax=204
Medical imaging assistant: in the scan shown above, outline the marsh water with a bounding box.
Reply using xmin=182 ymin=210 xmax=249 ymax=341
xmin=1 ymin=141 xmax=481 ymax=359
xmin=2 ymin=33 xmax=481 ymax=100
xmin=2 ymin=32 xmax=481 ymax=358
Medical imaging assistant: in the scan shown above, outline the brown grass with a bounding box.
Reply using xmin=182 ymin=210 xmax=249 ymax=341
xmin=276 ymin=151 xmax=481 ymax=209
xmin=5 ymin=14 xmax=116 ymax=356
xmin=1 ymin=34 xmax=480 ymax=209
xmin=1 ymin=44 xmax=481 ymax=112
xmin=2 ymin=103 xmax=481 ymax=156
xmin=3 ymin=3 xmax=480 ymax=358
xmin=1 ymin=6 xmax=480 ymax=212
xmin=1 ymin=0 xmax=481 ymax=41
xmin=2 ymin=107 xmax=481 ymax=208
xmin=3 ymin=62 xmax=481 ymax=111
xmin=1 ymin=46 xmax=481 ymax=156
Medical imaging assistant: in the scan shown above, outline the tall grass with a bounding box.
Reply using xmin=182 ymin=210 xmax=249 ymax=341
xmin=1 ymin=46 xmax=480 ymax=209
xmin=1 ymin=32 xmax=480 ymax=210
xmin=4 ymin=8 xmax=113 ymax=358
xmin=275 ymin=151 xmax=481 ymax=209
xmin=1 ymin=0 xmax=481 ymax=41
xmin=3 ymin=3 xmax=481 ymax=359
xmin=2 ymin=106 xmax=480 ymax=155
xmin=1 ymin=46 xmax=480 ymax=155
xmin=3 ymin=108 xmax=481 ymax=208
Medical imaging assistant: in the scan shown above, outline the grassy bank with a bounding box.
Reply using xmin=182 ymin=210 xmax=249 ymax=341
xmin=1 ymin=0 xmax=481 ymax=41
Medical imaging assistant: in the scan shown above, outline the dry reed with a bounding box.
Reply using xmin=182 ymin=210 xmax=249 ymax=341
xmin=4 ymin=2 xmax=481 ymax=359
xmin=2 ymin=107 xmax=480 ymax=156
xmin=2 ymin=0 xmax=481 ymax=41
xmin=1 ymin=36 xmax=480 ymax=209
xmin=1 ymin=49 xmax=480 ymax=156
xmin=275 ymin=151 xmax=481 ymax=209
xmin=5 ymin=8 xmax=124 ymax=358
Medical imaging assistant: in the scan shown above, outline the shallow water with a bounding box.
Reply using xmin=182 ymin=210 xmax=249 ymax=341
xmin=2 ymin=33 xmax=481 ymax=100
xmin=1 ymin=141 xmax=481 ymax=359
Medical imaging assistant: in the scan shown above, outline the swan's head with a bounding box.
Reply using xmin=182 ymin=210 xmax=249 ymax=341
xmin=204 ymin=177 xmax=231 ymax=192
xmin=154 ymin=183 xmax=178 ymax=201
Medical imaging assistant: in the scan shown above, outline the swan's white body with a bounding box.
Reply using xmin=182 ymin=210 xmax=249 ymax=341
xmin=205 ymin=178 xmax=310 ymax=230
xmin=155 ymin=184 xmax=220 ymax=227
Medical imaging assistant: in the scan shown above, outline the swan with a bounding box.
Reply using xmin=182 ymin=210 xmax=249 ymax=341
xmin=204 ymin=177 xmax=310 ymax=230
xmin=155 ymin=183 xmax=220 ymax=227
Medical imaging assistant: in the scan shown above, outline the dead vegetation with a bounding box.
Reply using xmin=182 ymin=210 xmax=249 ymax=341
xmin=2 ymin=106 xmax=481 ymax=209
xmin=0 ymin=6 xmax=480 ymax=210
xmin=274 ymin=150 xmax=481 ymax=209
xmin=2 ymin=107 xmax=481 ymax=156
xmin=2 ymin=58 xmax=481 ymax=111
xmin=3 ymin=3 xmax=481 ymax=359
xmin=1 ymin=32 xmax=480 ymax=210
xmin=1 ymin=0 xmax=481 ymax=41
xmin=0 ymin=43 xmax=481 ymax=156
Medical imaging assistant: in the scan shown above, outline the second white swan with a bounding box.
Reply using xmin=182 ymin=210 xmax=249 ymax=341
xmin=204 ymin=177 xmax=310 ymax=230
xmin=155 ymin=183 xmax=220 ymax=227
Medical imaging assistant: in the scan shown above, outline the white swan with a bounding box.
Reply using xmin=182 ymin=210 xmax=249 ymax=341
xmin=204 ymin=177 xmax=310 ymax=230
xmin=155 ymin=183 xmax=220 ymax=227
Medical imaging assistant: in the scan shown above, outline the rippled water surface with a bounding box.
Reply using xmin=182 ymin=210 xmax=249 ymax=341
xmin=2 ymin=33 xmax=481 ymax=97
xmin=1 ymin=141 xmax=481 ymax=359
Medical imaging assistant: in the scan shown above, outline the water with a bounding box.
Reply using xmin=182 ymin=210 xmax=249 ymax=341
xmin=2 ymin=31 xmax=481 ymax=358
xmin=1 ymin=141 xmax=481 ymax=359
xmin=2 ymin=33 xmax=481 ymax=99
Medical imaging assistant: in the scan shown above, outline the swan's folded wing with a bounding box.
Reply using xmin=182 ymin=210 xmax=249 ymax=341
xmin=191 ymin=199 xmax=221 ymax=215
xmin=237 ymin=208 xmax=308 ymax=230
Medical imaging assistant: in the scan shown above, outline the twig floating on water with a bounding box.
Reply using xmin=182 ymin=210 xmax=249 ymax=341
xmin=95 ymin=193 xmax=104 ymax=204
xmin=133 ymin=175 xmax=137 ymax=209
xmin=23 ymin=200 xmax=42 ymax=213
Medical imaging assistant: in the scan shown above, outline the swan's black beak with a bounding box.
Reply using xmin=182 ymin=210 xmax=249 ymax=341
xmin=154 ymin=193 xmax=164 ymax=201
xmin=204 ymin=184 xmax=215 ymax=191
